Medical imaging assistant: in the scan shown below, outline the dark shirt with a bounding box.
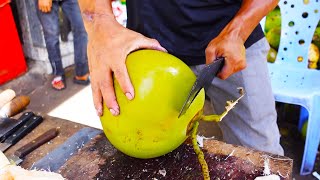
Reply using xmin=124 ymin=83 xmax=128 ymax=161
xmin=126 ymin=0 xmax=264 ymax=66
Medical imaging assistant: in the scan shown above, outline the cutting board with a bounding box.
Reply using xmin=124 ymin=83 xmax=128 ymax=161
xmin=4 ymin=113 xmax=87 ymax=168
xmin=58 ymin=133 xmax=293 ymax=180
xmin=4 ymin=112 xmax=292 ymax=179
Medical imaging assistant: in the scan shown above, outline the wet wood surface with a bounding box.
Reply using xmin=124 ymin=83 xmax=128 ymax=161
xmin=3 ymin=112 xmax=293 ymax=179
xmin=59 ymin=134 xmax=293 ymax=180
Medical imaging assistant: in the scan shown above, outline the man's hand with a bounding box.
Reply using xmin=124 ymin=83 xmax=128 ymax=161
xmin=206 ymin=0 xmax=278 ymax=80
xmin=205 ymin=30 xmax=246 ymax=80
xmin=38 ymin=0 xmax=52 ymax=13
xmin=86 ymin=15 xmax=166 ymax=116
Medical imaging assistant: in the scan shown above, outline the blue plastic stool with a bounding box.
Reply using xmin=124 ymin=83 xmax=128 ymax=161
xmin=266 ymin=0 xmax=320 ymax=175
xmin=299 ymin=107 xmax=308 ymax=131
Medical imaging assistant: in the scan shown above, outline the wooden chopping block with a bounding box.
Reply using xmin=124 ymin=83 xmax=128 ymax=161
xmin=58 ymin=134 xmax=292 ymax=180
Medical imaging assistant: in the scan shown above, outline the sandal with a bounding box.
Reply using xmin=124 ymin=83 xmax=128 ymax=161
xmin=51 ymin=75 xmax=66 ymax=91
xmin=73 ymin=73 xmax=90 ymax=85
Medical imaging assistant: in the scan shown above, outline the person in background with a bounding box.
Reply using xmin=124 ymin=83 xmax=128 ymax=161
xmin=78 ymin=0 xmax=284 ymax=155
xmin=36 ymin=0 xmax=90 ymax=90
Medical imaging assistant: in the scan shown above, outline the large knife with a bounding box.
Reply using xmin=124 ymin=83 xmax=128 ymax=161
xmin=32 ymin=127 xmax=102 ymax=172
xmin=0 ymin=115 xmax=43 ymax=152
xmin=0 ymin=112 xmax=34 ymax=142
xmin=7 ymin=128 xmax=59 ymax=165
xmin=178 ymin=57 xmax=225 ymax=117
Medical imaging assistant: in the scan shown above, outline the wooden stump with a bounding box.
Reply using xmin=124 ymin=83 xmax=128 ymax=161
xmin=59 ymin=134 xmax=292 ymax=180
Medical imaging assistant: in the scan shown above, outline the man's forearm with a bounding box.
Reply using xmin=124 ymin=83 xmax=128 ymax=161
xmin=78 ymin=0 xmax=113 ymax=17
xmin=222 ymin=0 xmax=279 ymax=43
xmin=77 ymin=0 xmax=118 ymax=35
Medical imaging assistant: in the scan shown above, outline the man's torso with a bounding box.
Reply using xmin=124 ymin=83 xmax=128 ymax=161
xmin=126 ymin=0 xmax=264 ymax=65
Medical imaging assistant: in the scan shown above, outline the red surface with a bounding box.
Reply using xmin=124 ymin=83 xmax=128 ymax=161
xmin=0 ymin=1 xmax=27 ymax=85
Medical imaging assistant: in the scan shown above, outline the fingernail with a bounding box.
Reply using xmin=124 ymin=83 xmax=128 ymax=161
xmin=110 ymin=108 xmax=119 ymax=116
xmin=157 ymin=46 xmax=167 ymax=52
xmin=96 ymin=108 xmax=102 ymax=116
xmin=126 ymin=92 xmax=133 ymax=100
xmin=96 ymin=110 xmax=101 ymax=116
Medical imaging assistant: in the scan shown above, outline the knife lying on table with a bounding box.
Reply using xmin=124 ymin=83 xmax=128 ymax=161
xmin=0 ymin=112 xmax=34 ymax=142
xmin=7 ymin=128 xmax=59 ymax=165
xmin=0 ymin=115 xmax=43 ymax=152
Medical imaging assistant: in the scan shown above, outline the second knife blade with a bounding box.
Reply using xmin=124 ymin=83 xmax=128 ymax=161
xmin=8 ymin=128 xmax=59 ymax=165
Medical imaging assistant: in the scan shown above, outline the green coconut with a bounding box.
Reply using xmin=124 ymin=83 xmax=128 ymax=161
xmin=266 ymin=27 xmax=281 ymax=50
xmin=308 ymin=43 xmax=320 ymax=69
xmin=312 ymin=27 xmax=320 ymax=49
xmin=267 ymin=47 xmax=278 ymax=63
xmin=100 ymin=50 xmax=243 ymax=159
xmin=265 ymin=8 xmax=281 ymax=34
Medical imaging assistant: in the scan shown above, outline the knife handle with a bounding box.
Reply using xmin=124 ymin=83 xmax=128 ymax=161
xmin=14 ymin=128 xmax=59 ymax=158
xmin=18 ymin=111 xmax=35 ymax=122
xmin=5 ymin=115 xmax=43 ymax=145
xmin=0 ymin=112 xmax=34 ymax=142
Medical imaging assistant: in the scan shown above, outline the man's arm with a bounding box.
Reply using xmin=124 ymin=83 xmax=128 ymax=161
xmin=206 ymin=0 xmax=279 ymax=80
xmin=78 ymin=0 xmax=114 ymax=36
xmin=223 ymin=0 xmax=278 ymax=44
xmin=77 ymin=0 xmax=166 ymax=116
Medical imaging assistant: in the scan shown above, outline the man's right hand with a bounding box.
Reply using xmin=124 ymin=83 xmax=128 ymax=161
xmin=38 ymin=0 xmax=52 ymax=13
xmin=85 ymin=15 xmax=167 ymax=117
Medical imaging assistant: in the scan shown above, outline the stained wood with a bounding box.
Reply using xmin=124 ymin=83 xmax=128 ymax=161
xmin=4 ymin=112 xmax=292 ymax=179
xmin=59 ymin=134 xmax=292 ymax=180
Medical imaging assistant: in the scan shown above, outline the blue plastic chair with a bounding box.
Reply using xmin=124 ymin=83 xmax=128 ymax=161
xmin=266 ymin=0 xmax=320 ymax=175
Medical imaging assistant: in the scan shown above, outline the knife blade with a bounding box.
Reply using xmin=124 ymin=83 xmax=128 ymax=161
xmin=7 ymin=128 xmax=59 ymax=165
xmin=0 ymin=115 xmax=43 ymax=152
xmin=32 ymin=127 xmax=102 ymax=172
xmin=178 ymin=57 xmax=225 ymax=118
xmin=0 ymin=112 xmax=34 ymax=142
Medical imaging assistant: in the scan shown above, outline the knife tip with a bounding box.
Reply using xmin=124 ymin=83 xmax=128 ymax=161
xmin=177 ymin=110 xmax=185 ymax=118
